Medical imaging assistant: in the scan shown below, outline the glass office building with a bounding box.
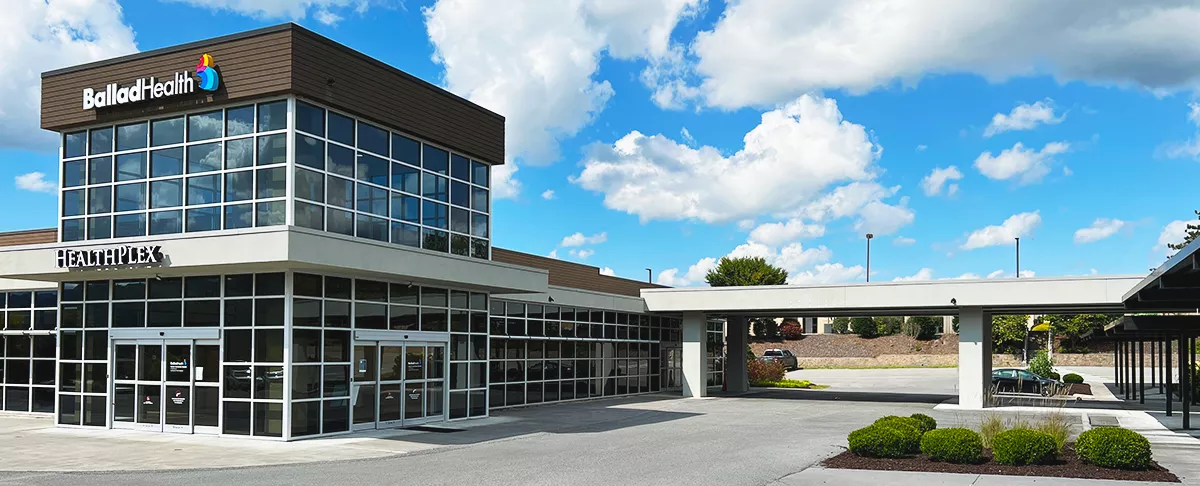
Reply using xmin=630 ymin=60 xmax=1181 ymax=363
xmin=0 ymin=23 xmax=720 ymax=441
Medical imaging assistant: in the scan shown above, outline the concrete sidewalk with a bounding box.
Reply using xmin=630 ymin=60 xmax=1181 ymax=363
xmin=780 ymin=468 xmax=1179 ymax=485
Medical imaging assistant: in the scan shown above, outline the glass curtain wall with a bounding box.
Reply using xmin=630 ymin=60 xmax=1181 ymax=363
xmin=59 ymin=99 xmax=291 ymax=242
xmin=0 ymin=289 xmax=58 ymax=413
xmin=486 ymin=300 xmax=678 ymax=410
xmin=290 ymin=99 xmax=492 ymax=259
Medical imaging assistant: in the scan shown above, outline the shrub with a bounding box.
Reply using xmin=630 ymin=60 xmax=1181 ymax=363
xmin=1075 ymin=428 xmax=1152 ymax=470
xmin=747 ymin=359 xmax=785 ymax=382
xmin=980 ymin=415 xmax=1005 ymax=449
xmin=1062 ymin=373 xmax=1084 ymax=384
xmin=1046 ymin=371 xmax=1061 ymax=381
xmin=831 ymin=317 xmax=851 ymax=334
xmin=875 ymin=316 xmax=904 ymax=336
xmin=1035 ymin=413 xmax=1070 ymax=452
xmin=750 ymin=378 xmax=814 ymax=388
xmin=991 ymin=429 xmax=1057 ymax=466
xmin=848 ymin=424 xmax=917 ymax=458
xmin=873 ymin=416 xmax=924 ymax=449
xmin=909 ymin=413 xmax=937 ymax=434
xmin=851 ymin=317 xmax=878 ymax=338
xmin=920 ymin=428 xmax=983 ymax=464
xmin=780 ymin=322 xmax=805 ymax=340
xmin=1029 ymin=349 xmax=1055 ymax=379
xmin=903 ymin=316 xmax=940 ymax=340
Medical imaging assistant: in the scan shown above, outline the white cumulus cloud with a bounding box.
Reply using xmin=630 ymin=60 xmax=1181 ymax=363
xmin=560 ymin=232 xmax=607 ymax=247
xmin=1073 ymin=218 xmax=1126 ymax=244
xmin=974 ymin=142 xmax=1069 ymax=185
xmin=987 ymin=269 xmax=1037 ymax=279
xmin=491 ymin=162 xmax=522 ymax=199
xmin=569 ymin=248 xmax=595 ymax=260
xmin=748 ymin=220 xmax=825 ymax=247
xmin=656 ymin=257 xmax=717 ymax=287
xmin=15 ymin=172 xmax=57 ymax=193
xmin=893 ymin=268 xmax=934 ymax=282
xmin=1157 ymin=219 xmax=1192 ymax=256
xmin=962 ymin=211 xmax=1042 ymax=250
xmin=599 ymin=267 xmax=616 ymax=276
xmin=984 ymin=99 xmax=1064 ymax=137
xmin=541 ymin=189 xmax=556 ymax=200
xmin=1 ymin=0 xmax=137 ymax=152
xmin=683 ymin=1 xmax=1200 ymax=109
xmin=168 ymin=0 xmax=374 ymax=23
xmin=921 ymin=166 xmax=963 ymax=196
xmin=893 ymin=236 xmax=916 ymax=246
xmin=789 ymin=263 xmax=865 ymax=285
xmin=1163 ymin=102 xmax=1200 ymax=159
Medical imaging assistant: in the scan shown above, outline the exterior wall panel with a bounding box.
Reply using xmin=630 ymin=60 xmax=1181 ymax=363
xmin=491 ymin=249 xmax=665 ymax=298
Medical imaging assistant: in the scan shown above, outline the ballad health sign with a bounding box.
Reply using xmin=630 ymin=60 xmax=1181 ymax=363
xmin=56 ymin=245 xmax=165 ymax=269
xmin=82 ymin=54 xmax=220 ymax=110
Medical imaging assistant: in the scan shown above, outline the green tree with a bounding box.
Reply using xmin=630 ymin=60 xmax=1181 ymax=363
xmin=992 ymin=315 xmax=1030 ymax=354
xmin=851 ymin=317 xmax=878 ymax=338
xmin=704 ymin=256 xmax=788 ymax=287
xmin=751 ymin=319 xmax=765 ymax=338
xmin=764 ymin=319 xmax=780 ymax=338
xmin=875 ymin=316 xmax=903 ymax=335
xmin=831 ymin=317 xmax=851 ymax=334
xmin=1044 ymin=314 xmax=1116 ymax=352
xmin=903 ymin=316 xmax=940 ymax=340
xmin=1168 ymin=210 xmax=1200 ymax=251
xmin=952 ymin=315 xmax=959 ymax=333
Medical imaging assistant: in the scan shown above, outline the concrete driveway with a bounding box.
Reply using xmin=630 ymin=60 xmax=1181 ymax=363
xmin=787 ymin=367 xmax=959 ymax=396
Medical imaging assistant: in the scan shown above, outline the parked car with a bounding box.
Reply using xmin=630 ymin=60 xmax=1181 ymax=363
xmin=991 ymin=368 xmax=1057 ymax=396
xmin=760 ymin=349 xmax=798 ymax=370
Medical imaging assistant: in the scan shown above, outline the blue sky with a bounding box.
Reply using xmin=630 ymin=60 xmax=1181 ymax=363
xmin=5 ymin=0 xmax=1200 ymax=286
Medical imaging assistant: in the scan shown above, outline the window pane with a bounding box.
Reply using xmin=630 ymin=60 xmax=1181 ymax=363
xmin=114 ymin=183 xmax=146 ymax=212
xmin=89 ymin=127 xmax=113 ymax=155
xmin=226 ymin=105 xmax=254 ymax=136
xmin=225 ymin=138 xmax=254 ymax=169
xmin=391 ymin=163 xmax=419 ymax=194
xmin=450 ymin=181 xmax=470 ymax=208
xmin=63 ymin=160 xmax=85 ymax=187
xmin=423 ymin=145 xmax=448 ymax=174
xmin=472 ymin=187 xmax=489 ymax=212
xmin=391 ymin=222 xmax=420 ymax=248
xmin=116 ymin=122 xmax=148 ymax=151
xmin=187 ymin=175 xmax=221 ymax=204
xmin=423 ymin=229 xmax=448 ymax=252
xmin=472 ymin=213 xmax=489 ymax=237
xmin=327 ymin=176 xmax=353 ymax=209
xmin=392 ymin=134 xmax=419 ymax=164
xmin=151 ymin=148 xmax=184 ymax=177
xmin=358 ymin=122 xmax=388 ymax=156
xmin=151 ymin=117 xmax=184 ymax=146
xmin=64 ymin=131 xmax=87 ymax=158
xmin=150 ymin=179 xmax=182 ymax=208
xmin=295 ymin=167 xmax=324 ymax=202
xmin=328 ymin=144 xmax=354 ymax=177
xmin=451 ymin=154 xmax=470 ymax=181
xmin=257 ymin=167 xmax=286 ymax=198
xmin=88 ymin=186 xmax=111 ymax=214
xmin=87 ymin=216 xmax=111 ymax=240
xmin=422 ymin=173 xmax=448 ymax=201
xmin=356 ymin=184 xmax=387 ymax=216
xmin=356 ymin=214 xmax=387 ymax=242
xmin=257 ymin=100 xmax=287 ymax=132
xmin=472 ymin=238 xmax=489 ymax=259
xmin=392 ymin=194 xmax=419 ymax=223
xmin=257 ymin=134 xmax=286 ymax=165
xmin=328 ymin=112 xmax=354 ymax=145
xmin=451 ymin=234 xmax=469 ymax=256
xmin=224 ymin=171 xmax=253 ymax=202
xmin=296 ymin=101 xmax=325 ymax=136
xmin=451 ymin=207 xmax=469 ymax=234
xmin=149 ymin=210 xmax=182 ymax=235
xmin=357 ymin=153 xmax=388 ymax=185
xmin=187 ymin=142 xmax=222 ymax=173
xmin=422 ymin=201 xmax=447 ymax=229
xmin=186 ymin=207 xmax=220 ymax=232
xmin=187 ymin=110 xmax=223 ymax=141
xmin=88 ymin=157 xmax=112 ymax=184
xmin=328 ymin=209 xmax=353 ymax=235
xmin=295 ymin=135 xmax=324 ymax=169
xmin=256 ymin=201 xmax=286 ymax=226
xmin=116 ymin=152 xmax=146 ymax=181
xmin=295 ymin=201 xmax=323 ymax=230
xmin=63 ymin=189 xmax=84 ymax=217
xmin=224 ymin=203 xmax=253 ymax=229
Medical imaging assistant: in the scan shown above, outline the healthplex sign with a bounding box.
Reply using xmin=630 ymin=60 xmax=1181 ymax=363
xmin=82 ymin=54 xmax=220 ymax=110
xmin=56 ymin=246 xmax=164 ymax=269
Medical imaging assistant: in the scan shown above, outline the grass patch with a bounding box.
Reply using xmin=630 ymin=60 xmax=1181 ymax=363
xmin=750 ymin=379 xmax=826 ymax=389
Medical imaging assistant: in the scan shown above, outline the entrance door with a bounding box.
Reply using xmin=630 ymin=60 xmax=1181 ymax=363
xmin=351 ymin=341 xmax=446 ymax=429
xmin=112 ymin=339 xmax=219 ymax=434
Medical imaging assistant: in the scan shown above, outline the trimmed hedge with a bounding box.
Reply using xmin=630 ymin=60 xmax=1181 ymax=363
xmin=1075 ymin=428 xmax=1152 ymax=470
xmin=992 ymin=429 xmax=1057 ymax=465
xmin=848 ymin=424 xmax=917 ymax=458
xmin=747 ymin=359 xmax=786 ymax=382
xmin=909 ymin=413 xmax=937 ymax=434
xmin=920 ymin=428 xmax=983 ymax=464
xmin=1062 ymin=373 xmax=1084 ymax=384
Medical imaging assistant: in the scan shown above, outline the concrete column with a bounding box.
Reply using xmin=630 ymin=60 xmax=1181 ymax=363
xmin=682 ymin=311 xmax=708 ymax=398
xmin=726 ymin=315 xmax=749 ymax=393
xmin=943 ymin=316 xmax=955 ymax=335
xmin=957 ymin=307 xmax=992 ymax=409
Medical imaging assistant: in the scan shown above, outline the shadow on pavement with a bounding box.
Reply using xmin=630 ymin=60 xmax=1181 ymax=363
xmin=743 ymin=388 xmax=957 ymax=405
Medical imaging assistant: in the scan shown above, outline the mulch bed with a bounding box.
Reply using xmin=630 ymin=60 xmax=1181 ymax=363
xmin=822 ymin=448 xmax=1179 ymax=483
xmin=1067 ymin=383 xmax=1092 ymax=395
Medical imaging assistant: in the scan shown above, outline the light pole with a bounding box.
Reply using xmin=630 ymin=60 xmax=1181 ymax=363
xmin=865 ymin=233 xmax=874 ymax=282
xmin=1015 ymin=237 xmax=1020 ymax=278
xmin=645 ymin=268 xmax=652 ymax=283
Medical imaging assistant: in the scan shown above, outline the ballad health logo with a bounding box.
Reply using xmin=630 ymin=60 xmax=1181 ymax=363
xmin=82 ymin=54 xmax=220 ymax=110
